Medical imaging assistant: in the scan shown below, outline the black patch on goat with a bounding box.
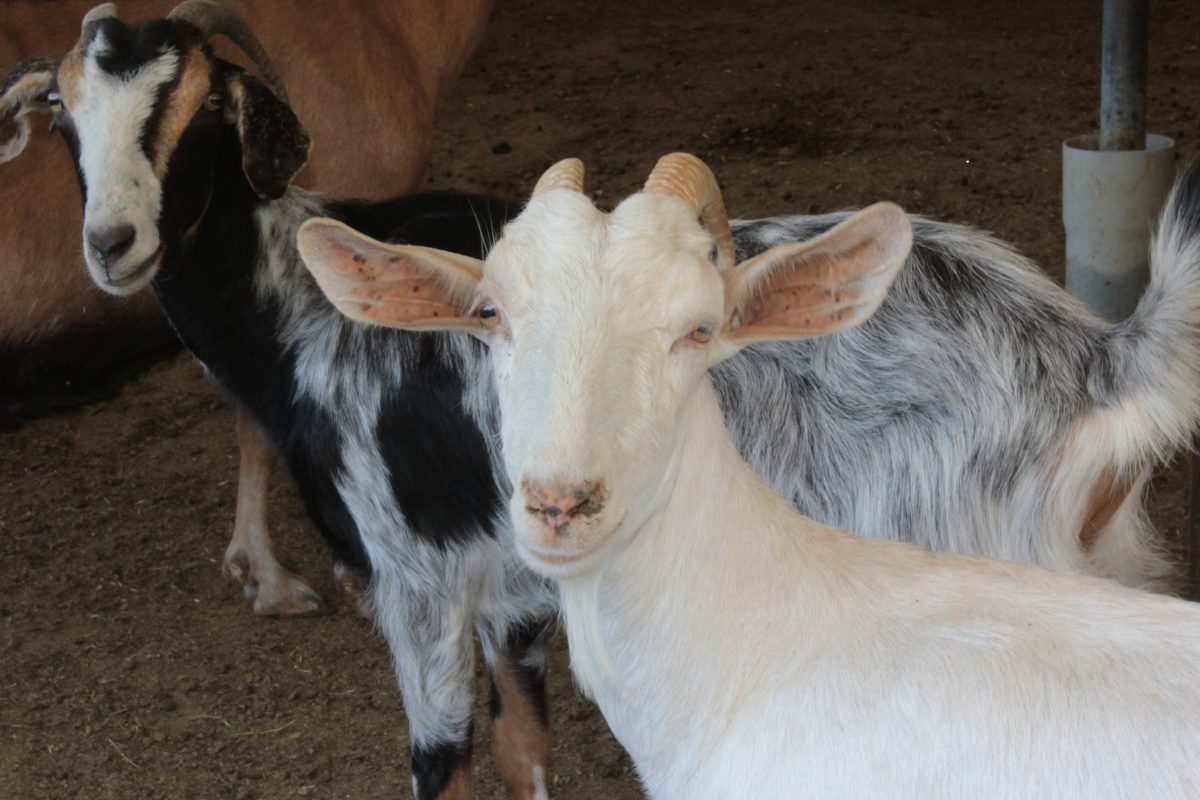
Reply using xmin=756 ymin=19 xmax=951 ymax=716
xmin=329 ymin=192 xmax=520 ymax=251
xmin=158 ymin=107 xmax=222 ymax=242
xmin=55 ymin=118 xmax=86 ymax=197
xmin=92 ymin=18 xmax=174 ymax=78
xmin=374 ymin=334 xmax=501 ymax=547
xmin=411 ymin=733 xmax=473 ymax=800
xmin=285 ymin=397 xmax=369 ymax=573
xmin=136 ymin=44 xmax=187 ymax=163
xmin=149 ymin=200 xmax=373 ymax=575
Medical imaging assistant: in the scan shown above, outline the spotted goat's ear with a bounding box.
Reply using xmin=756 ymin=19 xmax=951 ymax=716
xmin=0 ymin=58 xmax=59 ymax=163
xmin=222 ymin=70 xmax=310 ymax=200
xmin=297 ymin=218 xmax=487 ymax=333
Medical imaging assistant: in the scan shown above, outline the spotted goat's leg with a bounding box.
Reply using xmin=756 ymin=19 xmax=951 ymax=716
xmin=486 ymin=617 xmax=553 ymax=800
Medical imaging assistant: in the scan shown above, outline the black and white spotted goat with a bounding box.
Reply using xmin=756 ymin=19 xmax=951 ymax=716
xmin=4 ymin=2 xmax=1200 ymax=798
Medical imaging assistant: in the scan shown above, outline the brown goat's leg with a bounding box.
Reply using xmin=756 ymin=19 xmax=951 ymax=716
xmin=222 ymin=406 xmax=325 ymax=617
xmin=488 ymin=619 xmax=553 ymax=800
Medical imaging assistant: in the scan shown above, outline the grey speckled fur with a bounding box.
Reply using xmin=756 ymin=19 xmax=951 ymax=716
xmin=707 ymin=167 xmax=1200 ymax=590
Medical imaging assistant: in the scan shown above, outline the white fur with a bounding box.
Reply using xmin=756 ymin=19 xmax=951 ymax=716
xmin=531 ymin=765 xmax=548 ymax=800
xmin=465 ymin=184 xmax=1200 ymax=798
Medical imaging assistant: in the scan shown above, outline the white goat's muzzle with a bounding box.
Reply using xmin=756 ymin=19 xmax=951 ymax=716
xmin=512 ymin=475 xmax=618 ymax=577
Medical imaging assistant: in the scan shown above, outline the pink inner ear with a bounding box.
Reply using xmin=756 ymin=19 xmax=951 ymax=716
xmin=739 ymin=283 xmax=863 ymax=336
xmin=729 ymin=238 xmax=897 ymax=339
xmin=301 ymin=223 xmax=477 ymax=329
xmin=337 ymin=250 xmax=466 ymax=323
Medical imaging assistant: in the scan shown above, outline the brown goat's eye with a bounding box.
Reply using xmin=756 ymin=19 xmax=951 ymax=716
xmin=688 ymin=325 xmax=713 ymax=344
xmin=204 ymin=93 xmax=224 ymax=112
xmin=45 ymin=92 xmax=64 ymax=112
xmin=478 ymin=304 xmax=500 ymax=329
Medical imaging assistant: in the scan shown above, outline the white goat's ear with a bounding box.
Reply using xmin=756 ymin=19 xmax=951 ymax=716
xmin=297 ymin=218 xmax=485 ymax=332
xmin=0 ymin=58 xmax=58 ymax=164
xmin=720 ymin=202 xmax=911 ymax=349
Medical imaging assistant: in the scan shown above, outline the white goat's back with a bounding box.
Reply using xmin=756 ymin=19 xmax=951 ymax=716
xmin=594 ymin=480 xmax=1200 ymax=800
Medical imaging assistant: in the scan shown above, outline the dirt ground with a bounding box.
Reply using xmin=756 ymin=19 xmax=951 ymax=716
xmin=3 ymin=0 xmax=1200 ymax=797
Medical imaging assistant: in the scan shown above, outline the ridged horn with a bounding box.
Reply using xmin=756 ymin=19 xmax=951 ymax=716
xmin=531 ymin=158 xmax=585 ymax=198
xmin=168 ymin=0 xmax=288 ymax=102
xmin=643 ymin=153 xmax=735 ymax=270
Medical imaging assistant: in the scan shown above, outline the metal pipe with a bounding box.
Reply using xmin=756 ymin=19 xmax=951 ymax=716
xmin=1099 ymin=0 xmax=1148 ymax=151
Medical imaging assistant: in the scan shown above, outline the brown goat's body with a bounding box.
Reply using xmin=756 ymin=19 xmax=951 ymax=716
xmin=0 ymin=0 xmax=492 ymax=414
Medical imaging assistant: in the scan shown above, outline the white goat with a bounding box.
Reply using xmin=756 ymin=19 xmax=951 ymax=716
xmin=300 ymin=154 xmax=1200 ymax=799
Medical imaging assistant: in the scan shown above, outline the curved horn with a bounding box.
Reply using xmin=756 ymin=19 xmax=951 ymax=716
xmin=82 ymin=3 xmax=118 ymax=33
xmin=643 ymin=153 xmax=735 ymax=271
xmin=168 ymin=0 xmax=289 ymax=102
xmin=531 ymin=158 xmax=585 ymax=198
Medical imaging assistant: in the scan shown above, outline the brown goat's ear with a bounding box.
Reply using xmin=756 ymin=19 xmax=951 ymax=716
xmin=223 ymin=71 xmax=310 ymax=200
xmin=0 ymin=58 xmax=58 ymax=164
xmin=297 ymin=218 xmax=487 ymax=333
xmin=721 ymin=202 xmax=912 ymax=349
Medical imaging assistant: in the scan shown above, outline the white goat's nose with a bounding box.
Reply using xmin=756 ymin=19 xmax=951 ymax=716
xmin=521 ymin=478 xmax=607 ymax=535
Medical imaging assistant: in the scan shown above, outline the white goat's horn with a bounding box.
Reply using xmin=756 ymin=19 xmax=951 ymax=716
xmin=643 ymin=153 xmax=735 ymax=271
xmin=531 ymin=158 xmax=585 ymax=197
xmin=82 ymin=3 xmax=118 ymax=32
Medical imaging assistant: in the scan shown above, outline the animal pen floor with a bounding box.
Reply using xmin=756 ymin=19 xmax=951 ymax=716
xmin=3 ymin=0 xmax=1199 ymax=797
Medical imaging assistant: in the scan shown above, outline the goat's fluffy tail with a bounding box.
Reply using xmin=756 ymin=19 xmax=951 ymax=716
xmin=1055 ymin=161 xmax=1200 ymax=590
xmin=1102 ymin=160 xmax=1200 ymax=464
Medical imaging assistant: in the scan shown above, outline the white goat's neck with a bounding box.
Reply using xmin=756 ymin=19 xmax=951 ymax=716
xmin=558 ymin=377 xmax=842 ymax=786
xmin=556 ymin=371 xmax=1200 ymax=800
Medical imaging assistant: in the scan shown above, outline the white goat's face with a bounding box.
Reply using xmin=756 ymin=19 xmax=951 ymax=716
xmin=0 ymin=3 xmax=310 ymax=296
xmin=296 ymin=155 xmax=912 ymax=580
xmin=477 ymin=191 xmax=728 ymax=575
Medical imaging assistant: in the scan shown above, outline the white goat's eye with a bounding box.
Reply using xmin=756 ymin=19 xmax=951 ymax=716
xmin=673 ymin=324 xmax=714 ymax=352
xmin=46 ymin=92 xmax=63 ymax=112
xmin=204 ymin=93 xmax=224 ymax=112
xmin=478 ymin=304 xmax=500 ymax=329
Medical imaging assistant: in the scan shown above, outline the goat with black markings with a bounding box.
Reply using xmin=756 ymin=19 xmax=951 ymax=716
xmin=0 ymin=4 xmax=550 ymax=799
xmin=297 ymin=151 xmax=1200 ymax=595
xmin=7 ymin=3 xmax=1200 ymax=797
xmin=302 ymin=155 xmax=1200 ymax=800
xmin=2 ymin=0 xmax=493 ymax=620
